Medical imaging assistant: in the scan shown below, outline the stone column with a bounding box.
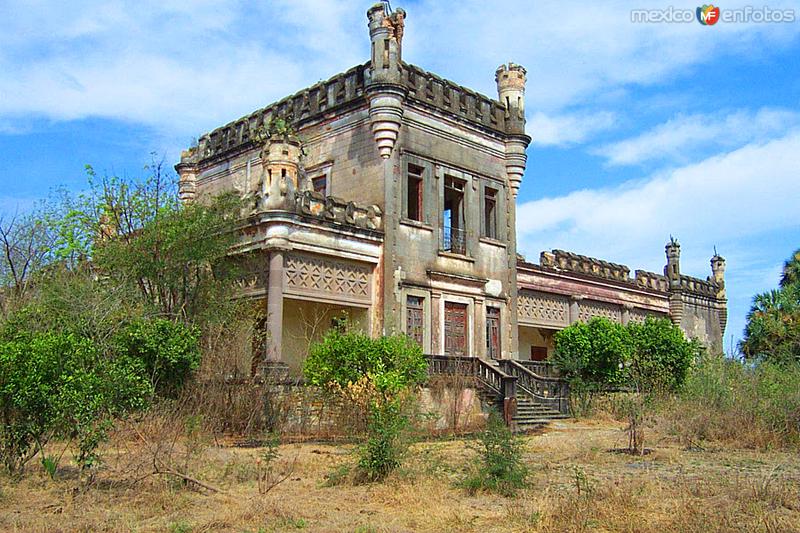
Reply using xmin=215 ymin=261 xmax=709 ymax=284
xmin=569 ymin=295 xmax=583 ymax=324
xmin=474 ymin=297 xmax=485 ymax=359
xmin=622 ymin=303 xmax=633 ymax=325
xmin=430 ymin=290 xmax=442 ymax=354
xmin=264 ymin=249 xmax=288 ymax=379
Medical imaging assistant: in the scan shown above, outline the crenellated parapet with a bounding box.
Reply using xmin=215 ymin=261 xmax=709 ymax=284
xmin=677 ymin=274 xmax=720 ymax=298
xmin=401 ymin=63 xmax=507 ymax=134
xmin=540 ymin=250 xmax=632 ymax=283
xmin=188 ymin=63 xmax=370 ymax=165
xmin=633 ymin=270 xmax=669 ymax=292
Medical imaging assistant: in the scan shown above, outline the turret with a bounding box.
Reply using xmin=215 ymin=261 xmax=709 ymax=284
xmin=176 ymin=149 xmax=199 ymax=203
xmin=260 ymin=138 xmax=301 ymax=210
xmin=665 ymin=237 xmax=681 ymax=289
xmin=710 ymin=252 xmax=726 ymax=298
xmin=366 ymin=3 xmax=407 ymax=159
xmin=496 ymin=63 xmax=526 ymax=135
xmin=496 ymin=63 xmax=530 ymax=197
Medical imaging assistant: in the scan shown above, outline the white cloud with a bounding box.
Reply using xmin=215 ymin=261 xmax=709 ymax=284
xmin=597 ymin=108 xmax=800 ymax=166
xmin=1 ymin=1 xmax=799 ymax=139
xmin=408 ymin=0 xmax=800 ymax=112
xmin=0 ymin=0 xmax=362 ymax=137
xmin=518 ymin=130 xmax=800 ymax=261
xmin=527 ymin=111 xmax=617 ymax=146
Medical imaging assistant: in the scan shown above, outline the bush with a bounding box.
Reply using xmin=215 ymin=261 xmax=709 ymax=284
xmin=113 ymin=318 xmax=201 ymax=398
xmin=357 ymin=397 xmax=410 ymax=482
xmin=0 ymin=332 xmax=151 ymax=475
xmin=462 ymin=412 xmax=529 ymax=496
xmin=304 ymin=329 xmax=427 ymax=399
xmin=553 ymin=318 xmax=632 ymax=389
xmin=304 ymin=328 xmax=427 ymax=482
xmin=628 ymin=317 xmax=697 ymax=393
xmin=660 ymin=353 xmax=800 ymax=449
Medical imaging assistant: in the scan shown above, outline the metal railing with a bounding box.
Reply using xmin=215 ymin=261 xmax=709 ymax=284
xmin=441 ymin=225 xmax=466 ymax=255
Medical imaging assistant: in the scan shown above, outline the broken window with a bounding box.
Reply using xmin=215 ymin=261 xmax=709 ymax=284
xmin=483 ymin=186 xmax=497 ymax=239
xmin=406 ymin=295 xmax=424 ymax=348
xmin=406 ymin=163 xmax=424 ymax=221
xmin=312 ymin=175 xmax=327 ymax=195
xmin=442 ymin=176 xmax=466 ymax=254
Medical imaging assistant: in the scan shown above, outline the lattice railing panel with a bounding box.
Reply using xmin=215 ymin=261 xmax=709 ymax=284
xmin=518 ymin=290 xmax=569 ymax=326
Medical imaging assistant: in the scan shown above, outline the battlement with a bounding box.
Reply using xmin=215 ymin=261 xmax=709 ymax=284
xmin=536 ymin=248 xmax=723 ymax=299
xmin=540 ymin=249 xmax=631 ymax=283
xmin=400 ymin=63 xmax=507 ymax=132
xmin=678 ymin=274 xmax=719 ymax=298
xmin=250 ymin=188 xmax=383 ymax=232
xmin=192 ymin=63 xmax=370 ymax=164
xmin=185 ymin=62 xmax=512 ymax=167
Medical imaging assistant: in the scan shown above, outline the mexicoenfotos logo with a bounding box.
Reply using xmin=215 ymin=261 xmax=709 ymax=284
xmin=697 ymin=4 xmax=721 ymax=25
xmin=631 ymin=5 xmax=796 ymax=23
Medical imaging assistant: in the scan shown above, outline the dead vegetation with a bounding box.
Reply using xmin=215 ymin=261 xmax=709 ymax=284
xmin=2 ymin=417 xmax=799 ymax=533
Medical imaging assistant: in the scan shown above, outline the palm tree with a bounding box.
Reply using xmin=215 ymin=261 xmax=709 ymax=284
xmin=780 ymin=248 xmax=800 ymax=289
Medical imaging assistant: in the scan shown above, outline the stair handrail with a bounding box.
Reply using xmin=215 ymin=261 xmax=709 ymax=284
xmin=424 ymin=354 xmax=518 ymax=424
xmin=498 ymin=359 xmax=570 ymax=414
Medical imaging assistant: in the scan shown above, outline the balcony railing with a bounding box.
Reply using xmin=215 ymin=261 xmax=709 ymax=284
xmin=442 ymin=225 xmax=466 ymax=255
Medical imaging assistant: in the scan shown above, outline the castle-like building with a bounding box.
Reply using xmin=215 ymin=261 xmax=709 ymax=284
xmin=175 ymin=4 xmax=727 ymax=382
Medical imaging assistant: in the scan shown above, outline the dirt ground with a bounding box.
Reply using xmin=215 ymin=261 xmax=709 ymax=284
xmin=1 ymin=418 xmax=799 ymax=532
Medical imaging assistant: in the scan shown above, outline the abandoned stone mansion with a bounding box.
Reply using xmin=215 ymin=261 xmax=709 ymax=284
xmin=175 ymin=4 xmax=728 ymax=398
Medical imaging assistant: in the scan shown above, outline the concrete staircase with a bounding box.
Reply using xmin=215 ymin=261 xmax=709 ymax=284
xmin=513 ymin=395 xmax=569 ymax=432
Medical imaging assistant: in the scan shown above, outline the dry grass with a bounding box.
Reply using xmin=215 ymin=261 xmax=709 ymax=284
xmin=1 ymin=418 xmax=799 ymax=532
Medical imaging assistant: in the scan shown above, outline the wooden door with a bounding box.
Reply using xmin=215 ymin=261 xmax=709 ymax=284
xmin=406 ymin=296 xmax=424 ymax=348
xmin=444 ymin=302 xmax=468 ymax=355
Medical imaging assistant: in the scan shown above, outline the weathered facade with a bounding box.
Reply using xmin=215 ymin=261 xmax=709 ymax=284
xmin=176 ymin=4 xmax=728 ymax=379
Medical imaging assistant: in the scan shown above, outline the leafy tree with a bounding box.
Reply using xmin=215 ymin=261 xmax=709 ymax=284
xmin=0 ymin=332 xmax=151 ymax=476
xmin=552 ymin=317 xmax=632 ymax=389
xmin=628 ymin=317 xmax=698 ymax=393
xmin=304 ymin=327 xmax=427 ymax=482
xmin=304 ymin=328 xmax=427 ymax=400
xmin=113 ymin=318 xmax=201 ymax=398
xmin=780 ymin=248 xmax=800 ymax=288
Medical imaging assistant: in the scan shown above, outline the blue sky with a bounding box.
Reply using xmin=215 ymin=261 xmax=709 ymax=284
xmin=1 ymin=0 xmax=799 ymax=352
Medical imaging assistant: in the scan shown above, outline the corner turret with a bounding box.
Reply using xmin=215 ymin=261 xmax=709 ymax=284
xmin=496 ymin=62 xmax=530 ymax=197
xmin=365 ymin=3 xmax=408 ymax=159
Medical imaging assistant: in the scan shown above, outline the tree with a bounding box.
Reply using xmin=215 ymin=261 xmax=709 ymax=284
xmin=303 ymin=327 xmax=427 ymax=482
xmin=628 ymin=317 xmax=697 ymax=393
xmin=552 ymin=317 xmax=632 ymax=389
xmin=740 ymin=285 xmax=800 ymax=364
xmin=0 ymin=332 xmax=151 ymax=476
xmin=0 ymin=212 xmax=56 ymax=317
xmin=112 ymin=318 xmax=201 ymax=398
xmin=780 ymin=248 xmax=800 ymax=289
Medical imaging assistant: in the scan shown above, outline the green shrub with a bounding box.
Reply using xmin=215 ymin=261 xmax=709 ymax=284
xmin=113 ymin=318 xmax=201 ymax=398
xmin=662 ymin=353 xmax=800 ymax=449
xmin=462 ymin=412 xmax=529 ymax=496
xmin=304 ymin=327 xmax=427 ymax=482
xmin=357 ymin=397 xmax=410 ymax=482
xmin=628 ymin=317 xmax=698 ymax=393
xmin=552 ymin=318 xmax=632 ymax=388
xmin=0 ymin=332 xmax=151 ymax=475
xmin=304 ymin=328 xmax=427 ymax=399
